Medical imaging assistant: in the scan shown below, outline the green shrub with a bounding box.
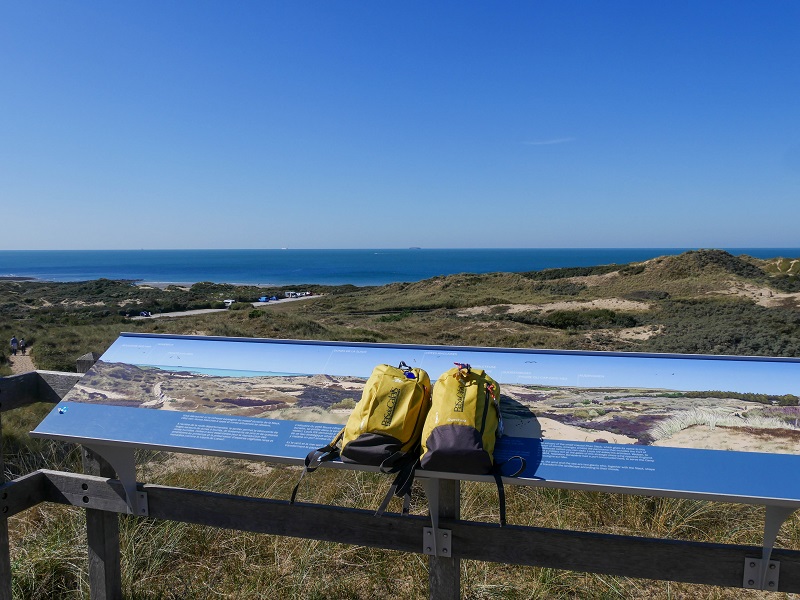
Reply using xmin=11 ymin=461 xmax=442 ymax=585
xmin=330 ymin=398 xmax=357 ymax=410
xmin=376 ymin=310 xmax=412 ymax=322
xmin=228 ymin=302 xmax=252 ymax=310
xmin=505 ymin=309 xmax=640 ymax=331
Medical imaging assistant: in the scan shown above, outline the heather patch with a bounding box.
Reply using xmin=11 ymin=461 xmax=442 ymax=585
xmin=539 ymin=411 xmax=666 ymax=444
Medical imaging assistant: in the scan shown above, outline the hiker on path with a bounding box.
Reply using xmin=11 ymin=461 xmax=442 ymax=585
xmin=19 ymin=338 xmax=26 ymax=355
xmin=10 ymin=336 xmax=18 ymax=356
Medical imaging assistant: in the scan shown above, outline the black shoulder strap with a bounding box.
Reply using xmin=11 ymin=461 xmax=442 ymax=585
xmin=491 ymin=456 xmax=526 ymax=527
xmin=376 ymin=458 xmax=418 ymax=517
xmin=290 ymin=429 xmax=344 ymax=504
xmin=492 ymin=469 xmax=508 ymax=527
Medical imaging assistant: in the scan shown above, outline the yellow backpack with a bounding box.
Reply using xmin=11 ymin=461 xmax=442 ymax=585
xmin=341 ymin=362 xmax=431 ymax=468
xmin=420 ymin=363 xmax=523 ymax=526
xmin=420 ymin=363 xmax=502 ymax=474
xmin=291 ymin=362 xmax=431 ymax=512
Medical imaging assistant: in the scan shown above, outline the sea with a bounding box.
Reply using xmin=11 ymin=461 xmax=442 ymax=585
xmin=1 ymin=248 xmax=798 ymax=288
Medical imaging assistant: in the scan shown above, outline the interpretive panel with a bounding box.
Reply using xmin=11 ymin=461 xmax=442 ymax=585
xmin=32 ymin=333 xmax=800 ymax=503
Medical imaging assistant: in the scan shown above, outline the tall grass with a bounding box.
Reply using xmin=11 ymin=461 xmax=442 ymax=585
xmin=5 ymin=427 xmax=796 ymax=598
xmin=650 ymin=408 xmax=797 ymax=442
xmin=2 ymin=403 xmax=83 ymax=479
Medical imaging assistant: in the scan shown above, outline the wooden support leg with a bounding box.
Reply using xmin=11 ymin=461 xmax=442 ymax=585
xmin=0 ymin=519 xmax=10 ymax=600
xmin=82 ymin=448 xmax=122 ymax=600
xmin=429 ymin=479 xmax=460 ymax=600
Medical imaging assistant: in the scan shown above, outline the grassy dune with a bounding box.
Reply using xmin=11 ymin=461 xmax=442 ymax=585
xmin=3 ymin=249 xmax=800 ymax=598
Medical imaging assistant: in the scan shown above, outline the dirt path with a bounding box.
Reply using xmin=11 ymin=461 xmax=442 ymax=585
xmin=9 ymin=353 xmax=36 ymax=374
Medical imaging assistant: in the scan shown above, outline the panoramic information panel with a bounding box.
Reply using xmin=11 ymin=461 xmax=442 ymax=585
xmin=32 ymin=333 xmax=800 ymax=504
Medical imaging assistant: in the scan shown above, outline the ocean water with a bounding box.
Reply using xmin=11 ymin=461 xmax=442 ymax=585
xmin=0 ymin=248 xmax=798 ymax=287
xmin=142 ymin=365 xmax=304 ymax=378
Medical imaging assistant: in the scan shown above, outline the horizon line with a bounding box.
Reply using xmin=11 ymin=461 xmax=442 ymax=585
xmin=2 ymin=246 xmax=800 ymax=252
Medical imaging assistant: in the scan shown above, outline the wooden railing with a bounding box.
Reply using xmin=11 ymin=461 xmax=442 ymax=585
xmin=2 ymin=368 xmax=800 ymax=599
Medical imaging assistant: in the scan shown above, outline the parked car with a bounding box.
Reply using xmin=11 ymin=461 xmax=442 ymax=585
xmin=223 ymin=299 xmax=235 ymax=308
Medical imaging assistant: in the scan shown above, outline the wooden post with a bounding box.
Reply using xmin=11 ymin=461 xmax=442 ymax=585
xmin=82 ymin=448 xmax=122 ymax=600
xmin=429 ymin=479 xmax=460 ymax=600
xmin=77 ymin=353 xmax=122 ymax=598
xmin=76 ymin=353 xmax=100 ymax=375
xmin=0 ymin=406 xmax=13 ymax=600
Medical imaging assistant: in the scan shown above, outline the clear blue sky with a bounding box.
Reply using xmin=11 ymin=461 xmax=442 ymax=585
xmin=2 ymin=2 xmax=798 ymax=250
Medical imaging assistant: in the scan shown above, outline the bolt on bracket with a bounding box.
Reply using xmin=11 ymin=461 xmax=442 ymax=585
xmin=423 ymin=527 xmax=452 ymax=557
xmin=743 ymin=558 xmax=779 ymax=590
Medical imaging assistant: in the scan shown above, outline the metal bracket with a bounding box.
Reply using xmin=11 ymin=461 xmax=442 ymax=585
xmin=421 ymin=478 xmax=455 ymax=557
xmin=423 ymin=527 xmax=452 ymax=557
xmin=742 ymin=505 xmax=796 ymax=590
xmin=743 ymin=558 xmax=779 ymax=590
xmin=421 ymin=478 xmax=441 ymax=556
xmin=85 ymin=444 xmax=148 ymax=516
xmin=133 ymin=490 xmax=149 ymax=515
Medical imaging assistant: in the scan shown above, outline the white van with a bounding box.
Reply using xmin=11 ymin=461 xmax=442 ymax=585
xmin=223 ymin=299 xmax=235 ymax=308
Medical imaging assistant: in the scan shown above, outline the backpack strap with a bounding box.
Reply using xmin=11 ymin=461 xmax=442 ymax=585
xmin=290 ymin=428 xmax=344 ymax=504
xmin=376 ymin=457 xmax=418 ymax=517
xmin=453 ymin=362 xmax=471 ymax=381
xmin=491 ymin=469 xmax=508 ymax=527
xmin=491 ymin=456 xmax=526 ymax=527
xmin=375 ymin=434 xmax=421 ymax=517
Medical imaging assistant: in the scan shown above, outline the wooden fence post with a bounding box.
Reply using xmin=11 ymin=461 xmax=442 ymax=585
xmin=82 ymin=448 xmax=122 ymax=600
xmin=429 ymin=479 xmax=460 ymax=600
xmin=76 ymin=352 xmax=122 ymax=598
xmin=0 ymin=405 xmax=13 ymax=600
xmin=77 ymin=353 xmax=100 ymax=375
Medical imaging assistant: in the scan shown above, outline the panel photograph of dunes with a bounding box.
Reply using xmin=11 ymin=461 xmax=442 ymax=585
xmin=61 ymin=333 xmax=800 ymax=457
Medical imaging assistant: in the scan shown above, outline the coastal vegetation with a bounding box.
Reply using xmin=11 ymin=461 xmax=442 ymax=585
xmin=2 ymin=249 xmax=800 ymax=598
xmin=6 ymin=249 xmax=799 ymax=376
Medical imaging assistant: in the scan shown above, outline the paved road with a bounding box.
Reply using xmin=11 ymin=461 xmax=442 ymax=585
xmin=130 ymin=295 xmax=319 ymax=320
xmin=130 ymin=308 xmax=228 ymax=319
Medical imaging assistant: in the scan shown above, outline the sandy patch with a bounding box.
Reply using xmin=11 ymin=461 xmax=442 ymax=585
xmin=458 ymin=298 xmax=650 ymax=317
xmin=504 ymin=416 xmax=639 ymax=445
xmin=713 ymin=282 xmax=800 ymax=308
xmin=118 ymin=299 xmax=142 ymax=306
xmin=540 ymin=298 xmax=651 ymax=313
xmin=589 ymin=325 xmax=664 ymax=342
xmin=60 ymin=300 xmax=106 ymax=307
xmin=653 ymin=424 xmax=800 ymax=454
xmin=338 ymin=381 xmax=366 ymax=390
xmin=74 ymin=384 xmax=130 ymax=400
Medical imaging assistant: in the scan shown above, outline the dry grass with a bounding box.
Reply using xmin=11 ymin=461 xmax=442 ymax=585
xmin=4 ymin=426 xmax=799 ymax=598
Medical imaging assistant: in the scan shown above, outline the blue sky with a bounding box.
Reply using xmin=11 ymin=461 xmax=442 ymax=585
xmin=2 ymin=2 xmax=799 ymax=250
